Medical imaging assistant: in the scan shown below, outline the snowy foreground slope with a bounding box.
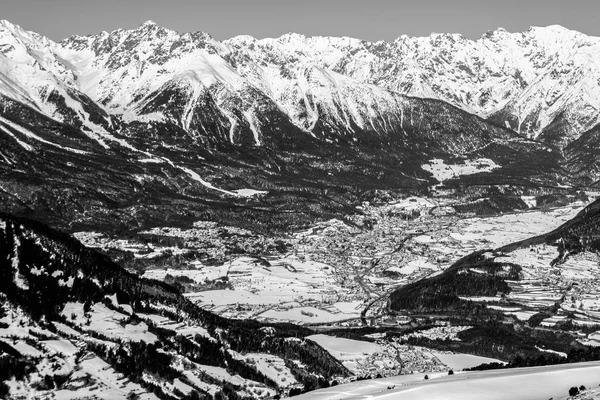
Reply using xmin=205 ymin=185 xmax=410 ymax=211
xmin=296 ymin=361 xmax=600 ymax=400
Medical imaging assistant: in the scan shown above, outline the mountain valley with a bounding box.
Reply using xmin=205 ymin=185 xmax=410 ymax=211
xmin=3 ymin=19 xmax=600 ymax=400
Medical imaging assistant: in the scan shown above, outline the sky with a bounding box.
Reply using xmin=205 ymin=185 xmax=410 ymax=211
xmin=3 ymin=0 xmax=600 ymax=42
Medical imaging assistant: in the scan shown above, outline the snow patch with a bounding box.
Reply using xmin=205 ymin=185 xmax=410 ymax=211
xmin=422 ymin=158 xmax=500 ymax=184
xmin=0 ymin=115 xmax=89 ymax=154
xmin=0 ymin=124 xmax=33 ymax=151
xmin=233 ymin=188 xmax=268 ymax=197
xmin=11 ymin=234 xmax=29 ymax=290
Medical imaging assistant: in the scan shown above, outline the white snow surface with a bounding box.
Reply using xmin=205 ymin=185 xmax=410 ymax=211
xmin=431 ymin=352 xmax=505 ymax=371
xmin=422 ymin=158 xmax=500 ymax=184
xmin=61 ymin=302 xmax=158 ymax=343
xmin=295 ymin=361 xmax=600 ymax=400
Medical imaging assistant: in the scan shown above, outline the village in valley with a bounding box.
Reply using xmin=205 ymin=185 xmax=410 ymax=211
xmin=72 ymin=191 xmax=600 ymax=378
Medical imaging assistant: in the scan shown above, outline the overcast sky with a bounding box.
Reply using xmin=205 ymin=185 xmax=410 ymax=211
xmin=3 ymin=0 xmax=600 ymax=42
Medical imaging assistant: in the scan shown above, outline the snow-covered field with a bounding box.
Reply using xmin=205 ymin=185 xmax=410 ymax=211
xmin=61 ymin=302 xmax=158 ymax=343
xmin=172 ymin=256 xmax=361 ymax=323
xmin=295 ymin=361 xmax=600 ymax=400
xmin=308 ymin=334 xmax=383 ymax=370
xmin=453 ymin=210 xmax=600 ymax=332
xmin=53 ymin=354 xmax=159 ymax=400
xmin=430 ymin=352 xmax=505 ymax=371
xmin=307 ymin=334 xmax=503 ymax=378
xmin=120 ymin=199 xmax=590 ymax=328
xmin=448 ymin=203 xmax=583 ymax=249
xmin=422 ymin=158 xmax=500 ymax=185
xmin=243 ymin=353 xmax=298 ymax=387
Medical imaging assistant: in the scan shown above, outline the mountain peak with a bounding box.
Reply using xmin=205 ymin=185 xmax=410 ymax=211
xmin=529 ymin=24 xmax=570 ymax=32
xmin=278 ymin=32 xmax=307 ymax=42
xmin=0 ymin=19 xmax=26 ymax=35
xmin=134 ymin=20 xmax=167 ymax=34
xmin=0 ymin=19 xmax=19 ymax=30
xmin=480 ymin=27 xmax=510 ymax=40
xmin=523 ymin=25 xmax=587 ymax=46
xmin=524 ymin=24 xmax=568 ymax=36
xmin=140 ymin=20 xmax=158 ymax=28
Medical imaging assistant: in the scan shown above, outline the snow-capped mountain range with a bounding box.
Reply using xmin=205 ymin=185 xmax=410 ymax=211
xmin=0 ymin=19 xmax=596 ymax=232
xmin=1 ymin=19 xmax=600 ymax=148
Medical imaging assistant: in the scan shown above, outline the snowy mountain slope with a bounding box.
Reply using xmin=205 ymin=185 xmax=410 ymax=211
xmin=295 ymin=362 xmax=600 ymax=400
xmin=563 ymin=123 xmax=600 ymax=185
xmin=0 ymin=20 xmax=114 ymax=143
xmin=54 ymin=21 xmax=301 ymax=149
xmin=0 ymin=212 xmax=350 ymax=399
